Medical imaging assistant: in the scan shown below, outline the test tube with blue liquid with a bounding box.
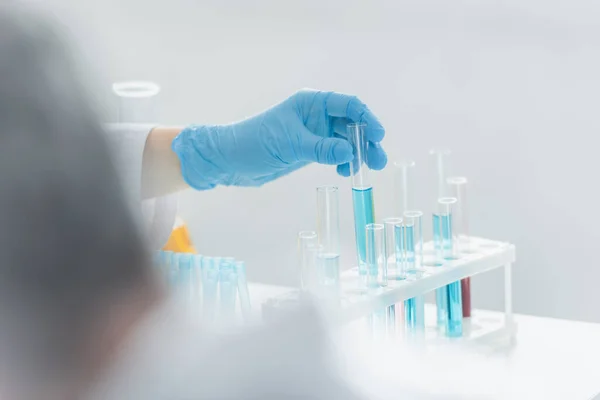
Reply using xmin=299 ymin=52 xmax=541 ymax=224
xmin=392 ymin=160 xmax=425 ymax=331
xmin=219 ymin=258 xmax=238 ymax=322
xmin=178 ymin=254 xmax=195 ymax=314
xmin=316 ymin=186 xmax=341 ymax=294
xmin=348 ymin=123 xmax=375 ymax=286
xmin=169 ymin=252 xmax=180 ymax=288
xmin=430 ymin=149 xmax=462 ymax=334
xmin=202 ymin=257 xmax=219 ymax=322
xmin=435 ymin=197 xmax=463 ymax=337
xmin=447 ymin=177 xmax=472 ymax=318
xmin=235 ymin=261 xmax=252 ymax=321
xmin=193 ymin=255 xmax=203 ymax=306
xmin=403 ymin=211 xmax=425 ymax=332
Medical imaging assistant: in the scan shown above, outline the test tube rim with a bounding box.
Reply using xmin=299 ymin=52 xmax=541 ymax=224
xmin=403 ymin=210 xmax=424 ymax=219
xmin=382 ymin=217 xmax=403 ymax=226
xmin=392 ymin=159 xmax=416 ymax=169
xmin=346 ymin=122 xmax=368 ymax=129
xmin=316 ymin=185 xmax=339 ymax=193
xmin=447 ymin=176 xmax=468 ymax=185
xmin=438 ymin=197 xmax=458 ymax=205
xmin=429 ymin=148 xmax=452 ymax=156
xmin=298 ymin=230 xmax=318 ymax=240
xmin=112 ymin=81 xmax=161 ymax=98
xmin=365 ymin=223 xmax=385 ymax=232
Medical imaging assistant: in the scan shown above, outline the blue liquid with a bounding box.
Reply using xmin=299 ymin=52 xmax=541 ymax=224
xmin=352 ymin=187 xmax=375 ymax=276
xmin=435 ymin=287 xmax=448 ymax=325
xmin=404 ymin=295 xmax=425 ymax=331
xmin=446 ymin=281 xmax=463 ymax=337
xmin=387 ymin=305 xmax=396 ymax=335
xmin=433 ymin=213 xmax=463 ymax=335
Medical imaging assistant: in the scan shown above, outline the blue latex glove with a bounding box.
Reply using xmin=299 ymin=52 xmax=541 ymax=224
xmin=172 ymin=89 xmax=386 ymax=190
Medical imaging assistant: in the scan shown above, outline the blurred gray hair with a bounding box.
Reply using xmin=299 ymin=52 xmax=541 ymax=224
xmin=0 ymin=4 xmax=151 ymax=390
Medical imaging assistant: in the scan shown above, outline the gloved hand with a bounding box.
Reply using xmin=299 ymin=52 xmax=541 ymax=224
xmin=172 ymin=89 xmax=386 ymax=190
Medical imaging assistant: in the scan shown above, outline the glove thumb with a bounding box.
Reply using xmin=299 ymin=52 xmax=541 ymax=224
xmin=298 ymin=129 xmax=353 ymax=165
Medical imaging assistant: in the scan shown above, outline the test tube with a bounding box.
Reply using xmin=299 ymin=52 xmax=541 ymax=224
xmin=178 ymin=254 xmax=194 ymax=312
xmin=365 ymin=223 xmax=385 ymax=288
xmin=348 ymin=123 xmax=376 ymax=284
xmin=437 ymin=197 xmax=459 ymax=259
xmin=429 ymin=149 xmax=452 ymax=198
xmin=383 ymin=217 xmax=404 ymax=280
xmin=393 ymin=160 xmax=416 ymax=215
xmin=219 ymin=258 xmax=238 ymax=322
xmin=434 ymin=197 xmax=463 ymax=336
xmin=169 ymin=252 xmax=180 ymax=288
xmin=202 ymin=257 xmax=219 ymax=322
xmin=403 ymin=211 xmax=425 ymax=332
xmin=112 ymin=81 xmax=161 ymax=123
xmin=447 ymin=177 xmax=471 ymax=318
xmin=298 ymin=231 xmax=318 ymax=290
xmin=316 ymin=186 xmax=341 ymax=288
xmin=403 ymin=211 xmax=424 ymax=272
xmin=430 ymin=149 xmax=452 ymax=264
xmin=193 ymin=254 xmax=203 ymax=306
xmin=235 ymin=261 xmax=252 ymax=321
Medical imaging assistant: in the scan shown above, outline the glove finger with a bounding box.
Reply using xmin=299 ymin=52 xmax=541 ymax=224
xmin=366 ymin=141 xmax=388 ymax=170
xmin=325 ymin=92 xmax=385 ymax=142
xmin=331 ymin=117 xmax=352 ymax=136
xmin=336 ymin=163 xmax=351 ymax=177
xmin=298 ymin=128 xmax=353 ymax=165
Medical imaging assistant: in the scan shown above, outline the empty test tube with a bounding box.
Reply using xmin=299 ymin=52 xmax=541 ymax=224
xmin=383 ymin=217 xmax=405 ymax=280
xmin=348 ymin=123 xmax=376 ymax=284
xmin=235 ymin=261 xmax=252 ymax=321
xmin=365 ymin=223 xmax=386 ymax=288
xmin=316 ymin=186 xmax=341 ymax=289
xmin=298 ymin=231 xmax=318 ymax=290
xmin=448 ymin=177 xmax=471 ymax=318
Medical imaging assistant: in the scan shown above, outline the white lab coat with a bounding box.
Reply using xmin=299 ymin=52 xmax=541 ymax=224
xmin=103 ymin=124 xmax=176 ymax=249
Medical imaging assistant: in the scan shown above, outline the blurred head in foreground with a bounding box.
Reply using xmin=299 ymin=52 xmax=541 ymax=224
xmin=0 ymin=5 xmax=160 ymax=399
xmin=0 ymin=5 xmax=361 ymax=400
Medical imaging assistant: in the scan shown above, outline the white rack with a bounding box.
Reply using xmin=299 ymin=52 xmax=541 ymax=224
xmin=264 ymin=237 xmax=517 ymax=344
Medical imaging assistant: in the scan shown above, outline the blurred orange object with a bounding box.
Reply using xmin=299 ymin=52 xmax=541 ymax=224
xmin=162 ymin=217 xmax=196 ymax=254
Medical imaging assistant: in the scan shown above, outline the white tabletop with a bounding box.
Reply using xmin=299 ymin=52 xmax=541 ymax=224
xmin=249 ymin=283 xmax=600 ymax=399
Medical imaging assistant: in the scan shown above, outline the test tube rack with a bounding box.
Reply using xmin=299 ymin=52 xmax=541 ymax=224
xmin=263 ymin=236 xmax=516 ymax=346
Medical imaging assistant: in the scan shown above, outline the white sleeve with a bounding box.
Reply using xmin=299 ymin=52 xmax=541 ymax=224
xmin=103 ymin=124 xmax=177 ymax=250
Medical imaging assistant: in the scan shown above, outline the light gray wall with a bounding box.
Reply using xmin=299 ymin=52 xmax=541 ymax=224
xmin=26 ymin=0 xmax=600 ymax=322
